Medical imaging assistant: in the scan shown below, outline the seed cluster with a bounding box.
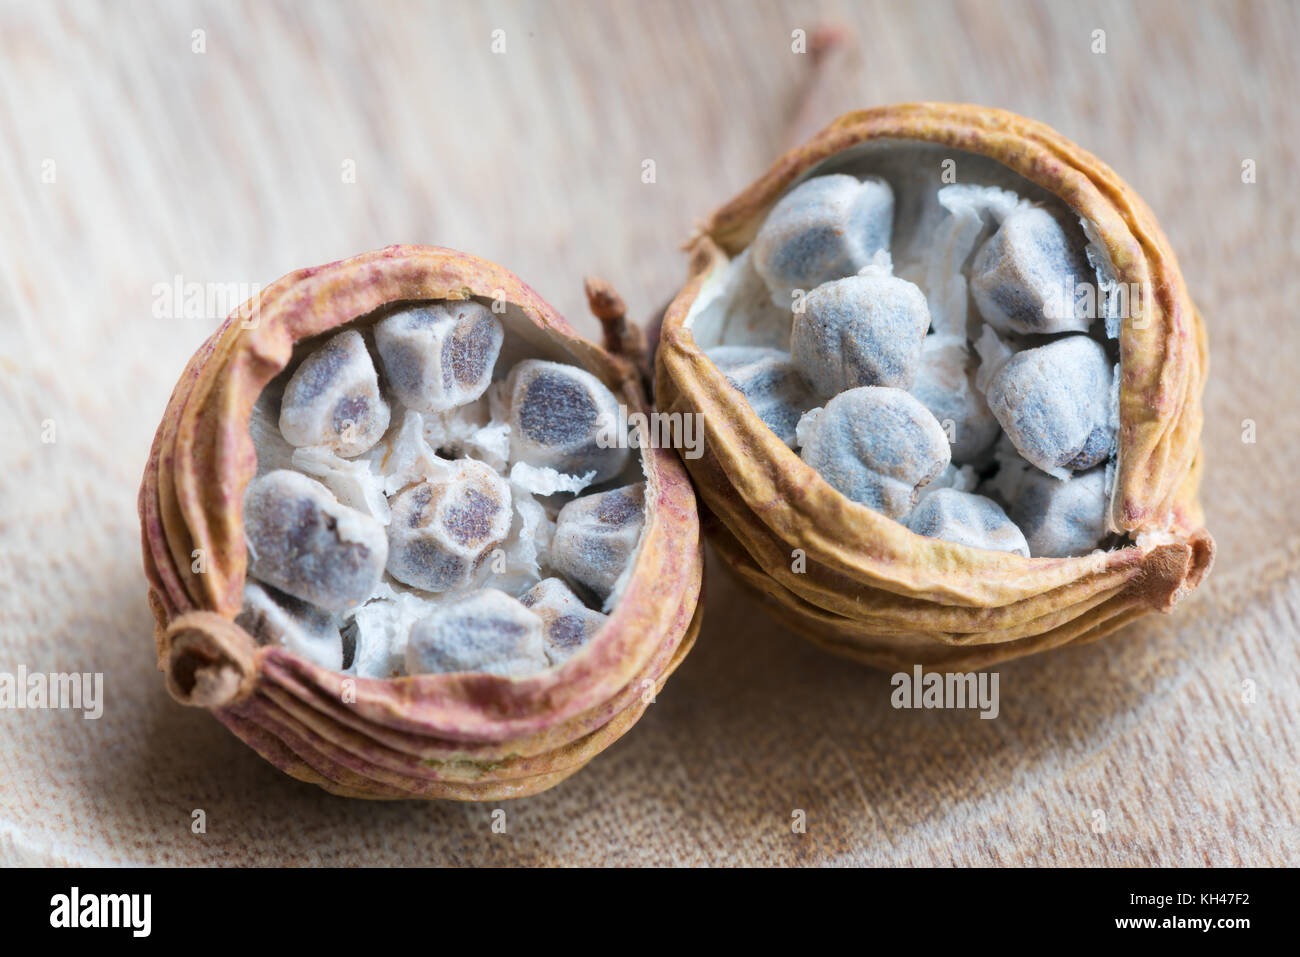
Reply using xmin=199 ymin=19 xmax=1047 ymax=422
xmin=706 ymin=173 xmax=1120 ymax=558
xmin=239 ymin=302 xmax=645 ymax=678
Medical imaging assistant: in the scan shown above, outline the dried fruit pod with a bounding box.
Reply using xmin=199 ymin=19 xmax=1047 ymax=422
xmin=140 ymin=245 xmax=702 ymax=799
xmin=656 ymin=103 xmax=1213 ymax=670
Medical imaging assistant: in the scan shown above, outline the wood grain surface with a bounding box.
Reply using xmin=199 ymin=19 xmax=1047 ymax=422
xmin=1 ymin=0 xmax=1297 ymax=866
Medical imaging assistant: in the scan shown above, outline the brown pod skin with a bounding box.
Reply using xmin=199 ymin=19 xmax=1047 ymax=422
xmin=656 ymin=103 xmax=1213 ymax=671
xmin=139 ymin=245 xmax=703 ymax=800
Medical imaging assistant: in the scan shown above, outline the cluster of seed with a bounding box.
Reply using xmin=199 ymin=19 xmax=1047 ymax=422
xmin=708 ymin=173 xmax=1119 ymax=557
xmin=239 ymin=300 xmax=645 ymax=678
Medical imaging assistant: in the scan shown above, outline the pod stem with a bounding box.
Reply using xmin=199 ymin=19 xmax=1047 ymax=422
xmin=585 ymin=276 xmax=651 ymax=393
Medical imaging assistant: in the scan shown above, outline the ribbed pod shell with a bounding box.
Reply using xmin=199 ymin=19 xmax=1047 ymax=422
xmin=140 ymin=245 xmax=703 ymax=799
xmin=655 ymin=104 xmax=1212 ymax=670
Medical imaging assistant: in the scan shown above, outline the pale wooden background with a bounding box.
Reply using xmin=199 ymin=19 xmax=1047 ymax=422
xmin=1 ymin=0 xmax=1297 ymax=866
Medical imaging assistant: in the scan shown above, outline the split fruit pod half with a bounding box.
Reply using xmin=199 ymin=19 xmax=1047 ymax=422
xmin=139 ymin=245 xmax=703 ymax=799
xmin=656 ymin=103 xmax=1213 ymax=671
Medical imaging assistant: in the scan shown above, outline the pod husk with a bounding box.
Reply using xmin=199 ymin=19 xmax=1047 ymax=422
xmin=655 ymin=103 xmax=1212 ymax=670
xmin=140 ymin=244 xmax=703 ymax=800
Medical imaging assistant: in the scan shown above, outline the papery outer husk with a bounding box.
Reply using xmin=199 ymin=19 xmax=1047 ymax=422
xmin=139 ymin=244 xmax=703 ymax=800
xmin=655 ymin=103 xmax=1213 ymax=670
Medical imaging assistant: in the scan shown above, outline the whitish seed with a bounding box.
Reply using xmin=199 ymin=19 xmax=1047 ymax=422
xmin=243 ymin=469 xmax=388 ymax=613
xmin=237 ymin=580 xmax=344 ymax=669
xmin=910 ymin=335 xmax=1000 ymax=466
xmin=970 ymin=206 xmax=1095 ymax=335
xmin=406 ymin=589 xmax=548 ymax=677
xmin=707 ymin=345 xmax=816 ymax=448
xmin=519 ymin=577 xmax=608 ymax=666
xmin=791 ymin=265 xmax=931 ymax=396
xmin=904 ymin=488 xmax=1029 ymax=557
xmin=550 ymin=483 xmax=646 ymax=605
xmin=506 ymin=359 xmax=629 ymax=481
xmin=751 ymin=173 xmax=894 ymax=306
xmin=279 ymin=329 xmax=391 ymax=456
xmin=984 ymin=457 xmax=1109 ymax=558
xmin=798 ymin=387 xmax=950 ymax=518
xmin=386 ymin=459 xmax=513 ymax=593
xmin=373 ymin=301 xmax=504 ymax=413
xmin=981 ymin=334 xmax=1116 ymax=478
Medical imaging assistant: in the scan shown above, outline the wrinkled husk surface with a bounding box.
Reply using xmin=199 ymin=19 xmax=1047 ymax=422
xmin=656 ymin=103 xmax=1212 ymax=671
xmin=140 ymin=245 xmax=703 ymax=800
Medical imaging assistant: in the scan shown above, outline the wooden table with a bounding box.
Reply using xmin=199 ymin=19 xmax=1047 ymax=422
xmin=1 ymin=0 xmax=1296 ymax=865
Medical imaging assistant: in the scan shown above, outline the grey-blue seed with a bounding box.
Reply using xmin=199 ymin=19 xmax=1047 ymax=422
xmin=970 ymin=206 xmax=1095 ymax=335
xmin=405 ymin=589 xmax=547 ymax=677
xmin=243 ymin=469 xmax=388 ymax=613
xmin=373 ymin=301 xmax=503 ymax=413
xmin=550 ymin=483 xmax=646 ymax=602
xmin=707 ymin=345 xmax=816 ymax=448
xmin=996 ymin=463 xmax=1109 ymax=558
xmin=278 ymin=329 xmax=390 ymax=457
xmin=904 ymin=488 xmax=1030 ymax=556
xmin=791 ymin=272 xmax=931 ymax=397
xmin=751 ymin=174 xmax=894 ymax=305
xmin=798 ymin=387 xmax=950 ymax=518
xmin=506 ymin=359 xmax=629 ymax=482
xmin=385 ymin=462 xmax=512 ymax=593
xmin=519 ymin=577 xmax=608 ymax=666
xmin=983 ymin=335 xmax=1116 ymax=477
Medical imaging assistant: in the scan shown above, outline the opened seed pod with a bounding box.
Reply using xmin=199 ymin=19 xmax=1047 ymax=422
xmin=656 ymin=103 xmax=1212 ymax=671
xmin=140 ymin=245 xmax=702 ymax=799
